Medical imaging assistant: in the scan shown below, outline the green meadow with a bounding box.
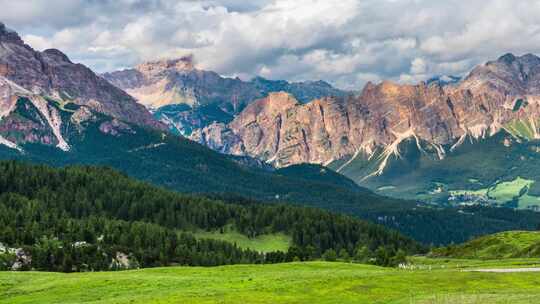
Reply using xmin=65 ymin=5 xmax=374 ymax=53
xmin=2 ymin=260 xmax=540 ymax=304
xmin=193 ymin=230 xmax=291 ymax=253
xmin=504 ymin=119 xmax=537 ymax=140
xmin=431 ymin=231 xmax=540 ymax=259
xmin=450 ymin=177 xmax=540 ymax=208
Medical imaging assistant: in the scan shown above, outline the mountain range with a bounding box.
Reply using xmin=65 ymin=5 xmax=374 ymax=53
xmin=106 ymin=51 xmax=540 ymax=210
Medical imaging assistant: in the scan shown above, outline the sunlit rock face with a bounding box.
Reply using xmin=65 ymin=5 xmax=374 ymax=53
xmin=193 ymin=53 xmax=540 ymax=175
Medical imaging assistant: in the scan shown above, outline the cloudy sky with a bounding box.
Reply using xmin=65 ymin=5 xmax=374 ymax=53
xmin=2 ymin=0 xmax=540 ymax=89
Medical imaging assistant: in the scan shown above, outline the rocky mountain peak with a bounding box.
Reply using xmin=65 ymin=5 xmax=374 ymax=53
xmin=251 ymin=76 xmax=288 ymax=86
xmin=0 ymin=22 xmax=23 ymax=44
xmin=520 ymin=53 xmax=540 ymax=64
xmin=494 ymin=53 xmax=540 ymax=69
xmin=309 ymin=80 xmax=333 ymax=88
xmin=497 ymin=53 xmax=517 ymax=65
xmin=361 ymin=80 xmax=430 ymax=102
xmin=135 ymin=56 xmax=195 ymax=76
xmin=362 ymin=81 xmax=377 ymax=92
xmin=462 ymin=53 xmax=540 ymax=95
xmin=248 ymin=92 xmax=299 ymax=115
xmin=42 ymin=49 xmax=72 ymax=64
xmin=378 ymin=81 xmax=406 ymax=97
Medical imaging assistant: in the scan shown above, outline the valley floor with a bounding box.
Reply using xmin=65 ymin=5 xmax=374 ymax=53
xmin=2 ymin=260 xmax=540 ymax=304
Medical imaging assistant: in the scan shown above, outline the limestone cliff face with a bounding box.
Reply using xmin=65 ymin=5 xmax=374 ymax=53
xmin=102 ymin=56 xmax=203 ymax=109
xmin=192 ymin=92 xmax=363 ymax=167
xmin=193 ymin=53 xmax=540 ymax=174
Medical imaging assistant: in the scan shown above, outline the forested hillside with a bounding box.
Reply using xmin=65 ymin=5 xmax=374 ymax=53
xmin=0 ymin=161 xmax=422 ymax=272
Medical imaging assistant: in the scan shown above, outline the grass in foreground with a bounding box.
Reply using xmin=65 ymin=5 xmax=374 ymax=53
xmin=410 ymin=256 xmax=540 ymax=269
xmin=2 ymin=260 xmax=540 ymax=304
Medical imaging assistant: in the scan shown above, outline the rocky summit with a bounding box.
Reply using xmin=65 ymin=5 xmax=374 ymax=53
xmin=102 ymin=56 xmax=198 ymax=109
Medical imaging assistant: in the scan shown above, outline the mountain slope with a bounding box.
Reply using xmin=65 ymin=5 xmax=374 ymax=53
xmin=0 ymin=23 xmax=161 ymax=130
xmin=0 ymin=87 xmax=536 ymax=247
xmin=328 ymin=128 xmax=540 ymax=212
xmin=191 ymin=92 xmax=361 ymax=167
xmin=2 ymin=90 xmax=538 ymax=245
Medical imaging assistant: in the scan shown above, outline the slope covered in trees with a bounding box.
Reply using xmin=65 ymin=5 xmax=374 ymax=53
xmin=0 ymin=161 xmax=422 ymax=272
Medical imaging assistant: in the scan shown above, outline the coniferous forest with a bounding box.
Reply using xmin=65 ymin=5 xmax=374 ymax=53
xmin=0 ymin=161 xmax=423 ymax=272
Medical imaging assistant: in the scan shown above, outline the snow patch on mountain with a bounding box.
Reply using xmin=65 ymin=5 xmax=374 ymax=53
xmin=363 ymin=129 xmax=418 ymax=181
xmin=0 ymin=135 xmax=22 ymax=152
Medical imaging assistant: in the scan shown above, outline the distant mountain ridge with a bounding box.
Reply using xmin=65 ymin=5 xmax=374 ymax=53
xmin=102 ymin=58 xmax=348 ymax=135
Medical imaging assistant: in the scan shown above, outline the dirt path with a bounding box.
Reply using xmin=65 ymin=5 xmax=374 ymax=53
xmin=469 ymin=268 xmax=540 ymax=273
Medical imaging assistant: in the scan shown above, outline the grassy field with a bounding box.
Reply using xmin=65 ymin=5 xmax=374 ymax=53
xmin=410 ymin=256 xmax=540 ymax=269
xmin=487 ymin=178 xmax=534 ymax=202
xmin=449 ymin=177 xmax=539 ymax=208
xmin=449 ymin=177 xmax=534 ymax=199
xmin=516 ymin=194 xmax=540 ymax=209
xmin=432 ymin=231 xmax=540 ymax=259
xmin=2 ymin=260 xmax=540 ymax=304
xmin=193 ymin=230 xmax=291 ymax=253
xmin=503 ymin=119 xmax=537 ymax=140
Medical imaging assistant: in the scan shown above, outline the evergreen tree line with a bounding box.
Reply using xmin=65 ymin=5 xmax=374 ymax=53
xmin=0 ymin=161 xmax=423 ymax=272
